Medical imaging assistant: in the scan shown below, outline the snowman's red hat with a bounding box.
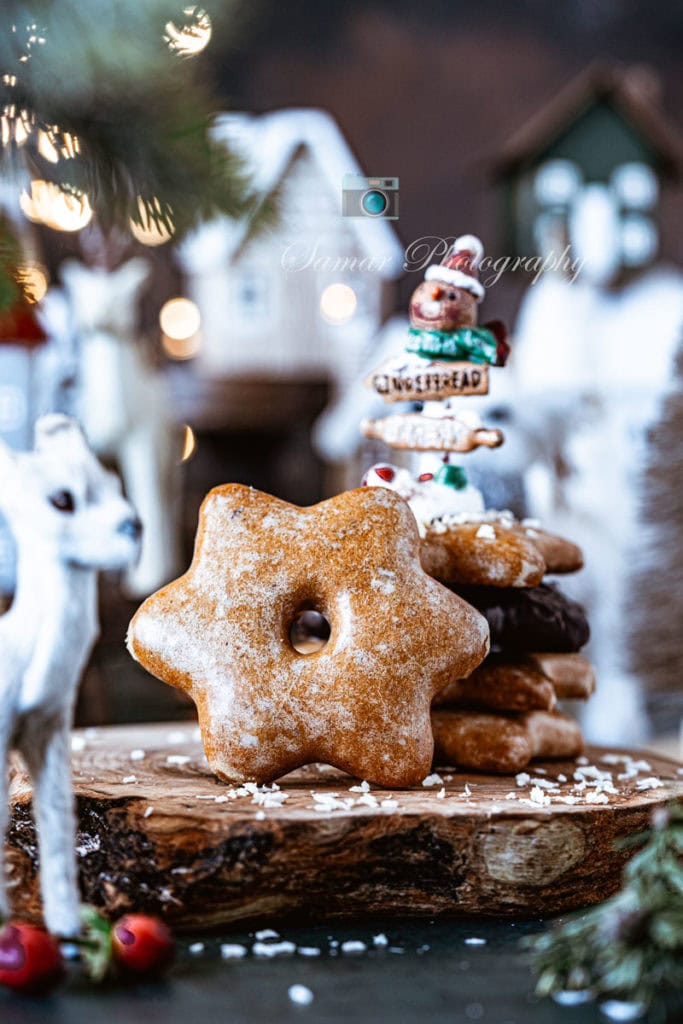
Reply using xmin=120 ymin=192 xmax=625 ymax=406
xmin=424 ymin=234 xmax=485 ymax=301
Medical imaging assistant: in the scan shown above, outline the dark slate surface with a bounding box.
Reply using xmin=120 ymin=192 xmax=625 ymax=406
xmin=0 ymin=917 xmax=674 ymax=1024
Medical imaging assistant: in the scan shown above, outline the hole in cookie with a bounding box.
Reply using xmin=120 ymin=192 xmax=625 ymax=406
xmin=289 ymin=609 xmax=331 ymax=655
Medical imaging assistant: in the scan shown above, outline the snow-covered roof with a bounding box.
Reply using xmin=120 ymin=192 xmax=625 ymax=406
xmin=180 ymin=108 xmax=404 ymax=279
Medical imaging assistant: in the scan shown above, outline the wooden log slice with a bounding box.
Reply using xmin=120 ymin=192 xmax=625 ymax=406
xmin=6 ymin=723 xmax=682 ymax=932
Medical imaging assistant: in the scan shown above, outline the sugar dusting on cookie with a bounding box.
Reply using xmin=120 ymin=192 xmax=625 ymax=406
xmin=128 ymin=484 xmax=489 ymax=788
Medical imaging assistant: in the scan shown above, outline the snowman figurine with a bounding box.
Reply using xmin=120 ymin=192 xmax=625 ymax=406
xmin=406 ymin=234 xmax=509 ymax=367
xmin=361 ymin=234 xmax=511 ymax=530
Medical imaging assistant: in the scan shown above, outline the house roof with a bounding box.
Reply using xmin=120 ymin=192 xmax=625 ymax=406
xmin=180 ymin=108 xmax=404 ymax=279
xmin=493 ymin=63 xmax=683 ymax=180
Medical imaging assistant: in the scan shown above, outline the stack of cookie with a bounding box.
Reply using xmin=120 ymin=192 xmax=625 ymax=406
xmin=361 ymin=233 xmax=594 ymax=775
xmin=362 ymin=468 xmax=593 ymax=773
xmin=428 ymin=531 xmax=591 ymax=774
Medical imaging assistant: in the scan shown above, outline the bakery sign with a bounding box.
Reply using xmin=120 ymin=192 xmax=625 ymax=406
xmin=366 ymin=360 xmax=489 ymax=401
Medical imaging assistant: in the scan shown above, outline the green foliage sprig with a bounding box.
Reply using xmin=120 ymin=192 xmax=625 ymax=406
xmin=0 ymin=2 xmax=276 ymax=310
xmin=528 ymin=803 xmax=683 ymax=1013
xmin=0 ymin=216 xmax=22 ymax=310
xmin=0 ymin=1 xmax=264 ymax=235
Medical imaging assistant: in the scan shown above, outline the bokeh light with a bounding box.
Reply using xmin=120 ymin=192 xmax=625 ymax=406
xmin=37 ymin=127 xmax=81 ymax=164
xmin=161 ymin=332 xmax=202 ymax=360
xmin=159 ymin=297 xmax=201 ymax=340
xmin=17 ymin=264 xmax=48 ymax=303
xmin=180 ymin=424 xmax=197 ymax=462
xmin=165 ymin=7 xmax=212 ymax=56
xmin=130 ymin=198 xmax=174 ymax=246
xmin=319 ymin=283 xmax=357 ymax=325
xmin=20 ymin=180 xmax=92 ymax=231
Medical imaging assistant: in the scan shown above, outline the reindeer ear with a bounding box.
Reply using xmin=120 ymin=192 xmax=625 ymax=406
xmin=34 ymin=414 xmax=92 ymax=458
xmin=114 ymin=257 xmax=151 ymax=298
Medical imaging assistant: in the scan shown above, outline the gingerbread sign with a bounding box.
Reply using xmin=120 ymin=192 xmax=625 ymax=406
xmin=367 ymin=360 xmax=490 ymax=401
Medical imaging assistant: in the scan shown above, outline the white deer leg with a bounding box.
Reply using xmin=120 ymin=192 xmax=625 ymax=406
xmin=21 ymin=721 xmax=81 ymax=937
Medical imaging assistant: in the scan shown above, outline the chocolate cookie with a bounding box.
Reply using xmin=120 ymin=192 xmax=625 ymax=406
xmin=451 ymin=583 xmax=590 ymax=655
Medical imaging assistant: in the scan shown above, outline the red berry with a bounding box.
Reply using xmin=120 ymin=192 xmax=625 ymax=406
xmin=0 ymin=923 xmax=64 ymax=995
xmin=418 ymin=472 xmax=434 ymax=482
xmin=111 ymin=915 xmax=174 ymax=975
xmin=374 ymin=466 xmax=395 ymax=482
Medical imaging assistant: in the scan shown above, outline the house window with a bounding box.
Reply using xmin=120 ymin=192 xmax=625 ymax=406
xmin=534 ymin=160 xmax=582 ymax=207
xmin=232 ymin=272 xmax=270 ymax=323
xmin=530 ymin=159 xmax=659 ymax=270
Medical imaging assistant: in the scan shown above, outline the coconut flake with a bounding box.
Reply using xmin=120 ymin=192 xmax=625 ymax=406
xmin=341 ymin=940 xmax=366 ymax=954
xmin=288 ymin=984 xmax=314 ymax=1006
xmin=221 ymin=943 xmax=247 ymax=959
xmin=422 ymin=773 xmax=444 ymax=787
xmin=252 ymin=940 xmax=295 ymax=958
xmin=635 ymin=777 xmax=664 ymax=791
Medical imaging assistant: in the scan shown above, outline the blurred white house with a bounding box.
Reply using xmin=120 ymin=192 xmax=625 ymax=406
xmin=178 ymin=109 xmax=403 ymax=394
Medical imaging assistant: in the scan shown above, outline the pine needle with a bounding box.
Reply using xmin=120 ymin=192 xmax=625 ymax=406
xmin=0 ymin=1 xmax=275 ymax=306
xmin=527 ymin=803 xmax=683 ymax=1014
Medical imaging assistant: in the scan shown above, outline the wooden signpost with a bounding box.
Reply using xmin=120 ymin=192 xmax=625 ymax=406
xmin=367 ymin=361 xmax=490 ymax=402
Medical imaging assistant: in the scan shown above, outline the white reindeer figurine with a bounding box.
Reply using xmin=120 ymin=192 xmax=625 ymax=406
xmin=59 ymin=258 xmax=179 ymax=598
xmin=0 ymin=415 xmax=141 ymax=936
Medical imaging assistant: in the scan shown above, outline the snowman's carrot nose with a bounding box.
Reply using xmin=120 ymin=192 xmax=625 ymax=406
xmin=431 ymin=285 xmax=443 ymax=300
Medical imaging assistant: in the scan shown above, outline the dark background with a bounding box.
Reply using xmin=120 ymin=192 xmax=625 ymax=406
xmin=207 ymin=0 xmax=683 ymax=320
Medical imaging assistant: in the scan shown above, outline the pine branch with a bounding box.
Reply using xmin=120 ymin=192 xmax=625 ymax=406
xmin=0 ymin=218 xmax=22 ymax=310
xmin=527 ymin=803 xmax=683 ymax=1012
xmin=0 ymin=2 xmax=275 ymax=305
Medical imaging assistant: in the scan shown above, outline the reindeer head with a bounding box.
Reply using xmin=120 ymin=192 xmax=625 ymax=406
xmin=60 ymin=258 xmax=150 ymax=338
xmin=0 ymin=415 xmax=142 ymax=570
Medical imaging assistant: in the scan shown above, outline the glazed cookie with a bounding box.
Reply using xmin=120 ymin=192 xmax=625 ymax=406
xmin=514 ymin=523 xmax=583 ymax=575
xmin=433 ymin=657 xmax=557 ymax=712
xmin=361 ymin=464 xmax=582 ymax=587
xmin=431 ymin=709 xmax=584 ymax=774
xmin=421 ymin=520 xmax=546 ymax=588
xmin=527 ymin=652 xmax=596 ymax=700
xmin=420 ymin=520 xmax=584 ymax=587
xmin=433 ymin=653 xmax=596 ymax=712
xmin=128 ymin=484 xmax=489 ymax=788
xmin=450 ymin=583 xmax=590 ymax=654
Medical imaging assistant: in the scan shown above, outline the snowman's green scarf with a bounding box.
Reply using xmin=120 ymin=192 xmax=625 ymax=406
xmin=406 ymin=325 xmax=498 ymax=365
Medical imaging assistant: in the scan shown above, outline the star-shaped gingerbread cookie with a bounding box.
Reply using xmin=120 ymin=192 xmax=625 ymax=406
xmin=127 ymin=484 xmax=489 ymax=787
